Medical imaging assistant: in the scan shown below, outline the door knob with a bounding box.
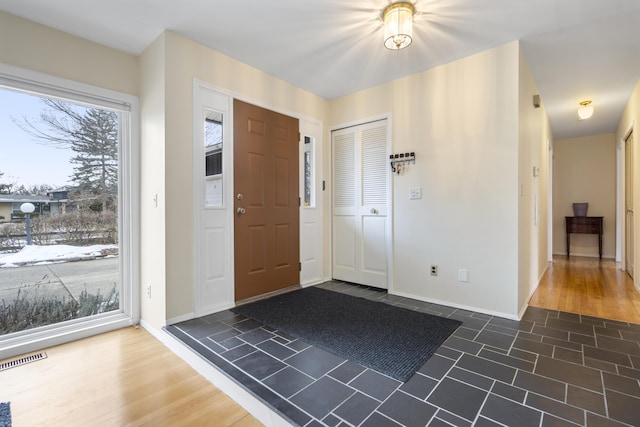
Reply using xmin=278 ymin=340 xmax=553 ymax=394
xmin=371 ymin=208 xmax=378 ymax=214
xmin=237 ymin=193 xmax=244 ymax=200
xmin=236 ymin=207 xmax=246 ymax=215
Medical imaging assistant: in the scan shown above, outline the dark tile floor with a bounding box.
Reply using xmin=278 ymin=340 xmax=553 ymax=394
xmin=165 ymin=281 xmax=640 ymax=427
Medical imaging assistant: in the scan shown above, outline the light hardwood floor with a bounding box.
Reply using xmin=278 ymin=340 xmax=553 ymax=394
xmin=0 ymin=326 xmax=263 ymax=427
xmin=529 ymin=255 xmax=640 ymax=324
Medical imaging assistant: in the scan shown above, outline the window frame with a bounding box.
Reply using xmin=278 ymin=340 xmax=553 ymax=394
xmin=0 ymin=63 xmax=140 ymax=360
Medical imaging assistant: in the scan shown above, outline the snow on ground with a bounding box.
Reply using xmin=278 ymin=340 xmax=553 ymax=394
xmin=0 ymin=244 xmax=118 ymax=267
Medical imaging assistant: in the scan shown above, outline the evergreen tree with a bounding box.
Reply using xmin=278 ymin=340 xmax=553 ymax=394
xmin=68 ymin=108 xmax=118 ymax=212
xmin=16 ymin=99 xmax=118 ymax=212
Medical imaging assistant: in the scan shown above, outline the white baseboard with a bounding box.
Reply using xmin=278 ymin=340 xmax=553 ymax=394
xmin=165 ymin=312 xmax=195 ymax=325
xmin=552 ymin=251 xmax=615 ymax=259
xmin=140 ymin=320 xmax=293 ymax=427
xmin=166 ymin=301 xmax=236 ymax=325
xmin=519 ymin=263 xmax=550 ymax=319
xmin=300 ymin=278 xmax=327 ymax=288
xmin=389 ymin=290 xmax=520 ymax=321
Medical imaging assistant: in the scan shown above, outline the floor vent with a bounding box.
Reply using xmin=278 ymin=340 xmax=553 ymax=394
xmin=0 ymin=352 xmax=47 ymax=371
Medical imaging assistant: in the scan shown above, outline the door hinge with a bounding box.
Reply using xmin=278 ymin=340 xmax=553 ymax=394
xmin=299 ymin=262 xmax=302 ymax=271
xmin=299 ymin=197 xmax=301 ymax=207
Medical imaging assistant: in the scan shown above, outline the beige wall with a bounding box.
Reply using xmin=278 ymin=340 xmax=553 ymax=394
xmin=139 ymin=34 xmax=167 ymax=329
xmin=552 ymin=134 xmax=617 ymax=258
xmin=152 ymin=32 xmax=329 ymax=325
xmin=517 ymin=49 xmax=552 ymax=314
xmin=0 ymin=11 xmax=331 ymax=329
xmin=1 ymin=10 xmax=148 ymax=325
xmin=617 ymin=78 xmax=640 ymax=282
xmin=0 ymin=11 xmax=138 ymax=97
xmin=329 ymin=42 xmax=532 ymax=317
xmin=2 ymin=10 xmax=556 ymax=323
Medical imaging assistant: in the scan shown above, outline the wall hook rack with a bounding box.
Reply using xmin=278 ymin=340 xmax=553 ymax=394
xmin=390 ymin=152 xmax=416 ymax=174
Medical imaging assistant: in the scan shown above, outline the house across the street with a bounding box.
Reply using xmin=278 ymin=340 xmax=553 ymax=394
xmin=0 ymin=188 xmax=69 ymax=221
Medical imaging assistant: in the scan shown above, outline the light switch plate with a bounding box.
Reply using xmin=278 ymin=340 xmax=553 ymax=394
xmin=409 ymin=187 xmax=422 ymax=200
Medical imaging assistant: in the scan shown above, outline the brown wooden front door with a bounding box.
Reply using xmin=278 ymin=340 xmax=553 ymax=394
xmin=233 ymin=99 xmax=300 ymax=301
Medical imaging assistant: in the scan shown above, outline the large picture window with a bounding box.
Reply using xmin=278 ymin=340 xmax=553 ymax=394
xmin=0 ymin=65 xmax=138 ymax=359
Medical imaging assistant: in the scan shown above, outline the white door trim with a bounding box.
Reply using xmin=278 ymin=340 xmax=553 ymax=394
xmin=300 ymin=120 xmax=325 ymax=286
xmin=192 ymin=79 xmax=325 ymax=316
xmin=547 ymin=139 xmax=553 ymax=263
xmin=618 ymin=122 xmax=634 ymax=267
xmin=192 ymin=80 xmax=235 ymax=316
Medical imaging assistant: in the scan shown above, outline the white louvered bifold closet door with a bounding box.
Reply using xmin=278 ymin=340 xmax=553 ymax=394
xmin=332 ymin=119 xmax=389 ymax=289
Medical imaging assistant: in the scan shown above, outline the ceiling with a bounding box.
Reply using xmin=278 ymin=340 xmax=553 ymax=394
xmin=2 ymin=0 xmax=640 ymax=140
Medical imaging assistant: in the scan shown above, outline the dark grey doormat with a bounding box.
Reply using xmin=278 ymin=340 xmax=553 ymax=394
xmin=232 ymin=287 xmax=462 ymax=382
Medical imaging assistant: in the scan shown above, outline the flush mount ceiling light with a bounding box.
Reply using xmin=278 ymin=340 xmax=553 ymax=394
xmin=577 ymin=100 xmax=594 ymax=120
xmin=383 ymin=2 xmax=415 ymax=50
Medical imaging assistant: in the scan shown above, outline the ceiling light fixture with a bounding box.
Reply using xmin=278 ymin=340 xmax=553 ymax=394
xmin=383 ymin=2 xmax=415 ymax=50
xmin=577 ymin=100 xmax=594 ymax=120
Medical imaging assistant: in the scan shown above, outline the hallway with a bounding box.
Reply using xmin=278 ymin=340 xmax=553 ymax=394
xmin=529 ymin=256 xmax=640 ymax=324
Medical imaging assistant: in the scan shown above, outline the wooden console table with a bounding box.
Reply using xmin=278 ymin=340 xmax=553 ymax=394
xmin=565 ymin=216 xmax=603 ymax=259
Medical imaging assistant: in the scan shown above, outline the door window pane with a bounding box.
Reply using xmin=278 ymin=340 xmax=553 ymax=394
xmin=304 ymin=135 xmax=314 ymax=207
xmin=205 ymin=112 xmax=223 ymax=207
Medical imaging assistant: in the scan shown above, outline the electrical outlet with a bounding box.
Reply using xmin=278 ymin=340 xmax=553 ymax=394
xmin=458 ymin=269 xmax=469 ymax=282
xmin=430 ymin=265 xmax=438 ymax=276
xmin=409 ymin=187 xmax=422 ymax=200
xmin=146 ymin=285 xmax=151 ymax=298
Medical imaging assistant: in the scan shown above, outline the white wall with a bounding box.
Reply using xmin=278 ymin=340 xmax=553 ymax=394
xmin=329 ymin=42 xmax=529 ymax=318
xmin=552 ymin=134 xmax=617 ymax=258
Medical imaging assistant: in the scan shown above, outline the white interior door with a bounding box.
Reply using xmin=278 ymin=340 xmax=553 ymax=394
xmin=332 ymin=119 xmax=389 ymax=289
xmin=626 ymin=131 xmax=634 ymax=278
